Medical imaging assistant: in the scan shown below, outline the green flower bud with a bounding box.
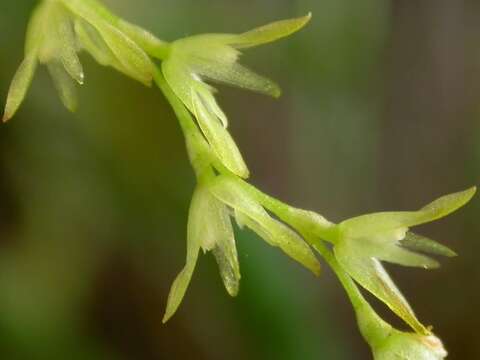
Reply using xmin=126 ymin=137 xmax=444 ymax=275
xmin=352 ymin=283 xmax=447 ymax=360
xmin=373 ymin=331 xmax=447 ymax=360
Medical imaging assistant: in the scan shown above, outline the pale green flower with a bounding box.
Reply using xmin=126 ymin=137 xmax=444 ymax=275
xmin=332 ymin=187 xmax=476 ymax=333
xmin=163 ymin=175 xmax=320 ymax=322
xmin=161 ymin=15 xmax=311 ymax=178
xmin=3 ymin=0 xmax=158 ymax=121
xmin=163 ymin=185 xmax=240 ymax=323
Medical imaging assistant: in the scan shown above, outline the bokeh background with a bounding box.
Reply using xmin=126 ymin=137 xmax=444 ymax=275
xmin=1 ymin=0 xmax=479 ymax=359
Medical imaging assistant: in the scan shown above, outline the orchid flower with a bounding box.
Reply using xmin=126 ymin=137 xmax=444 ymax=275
xmin=332 ymin=187 xmax=476 ymax=333
xmin=3 ymin=0 xmax=160 ymax=121
xmin=163 ymin=174 xmax=320 ymax=322
xmin=161 ymin=15 xmax=311 ymax=178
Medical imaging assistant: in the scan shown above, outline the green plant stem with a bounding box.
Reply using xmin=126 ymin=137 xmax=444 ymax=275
xmin=153 ymin=68 xmax=215 ymax=183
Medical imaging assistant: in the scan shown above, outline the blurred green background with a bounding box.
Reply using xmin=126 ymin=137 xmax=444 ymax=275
xmin=1 ymin=0 xmax=479 ymax=359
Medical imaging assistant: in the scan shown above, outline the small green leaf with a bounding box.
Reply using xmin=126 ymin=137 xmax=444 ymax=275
xmin=230 ymin=13 xmax=312 ymax=49
xmin=212 ymin=226 xmax=241 ymax=297
xmin=3 ymin=53 xmax=38 ymax=122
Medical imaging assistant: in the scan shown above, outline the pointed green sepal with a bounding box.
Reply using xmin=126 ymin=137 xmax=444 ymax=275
xmin=3 ymin=53 xmax=38 ymax=122
xmin=190 ymin=187 xmax=241 ymax=296
xmin=163 ymin=188 xmax=203 ymax=323
xmin=400 ymin=232 xmax=457 ymax=258
xmin=230 ymin=13 xmax=312 ymax=49
xmin=163 ymin=185 xmax=242 ymax=322
xmin=47 ymin=61 xmax=79 ymax=112
xmin=340 ymin=187 xmax=476 ymax=239
xmin=334 ymin=241 xmax=428 ymax=334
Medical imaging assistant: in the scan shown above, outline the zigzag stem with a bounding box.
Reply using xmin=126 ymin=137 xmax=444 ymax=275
xmin=153 ymin=66 xmax=388 ymax=347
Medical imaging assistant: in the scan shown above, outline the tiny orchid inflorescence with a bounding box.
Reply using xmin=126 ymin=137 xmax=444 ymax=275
xmin=3 ymin=1 xmax=475 ymax=358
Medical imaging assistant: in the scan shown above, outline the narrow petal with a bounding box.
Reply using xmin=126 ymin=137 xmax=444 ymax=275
xmin=55 ymin=6 xmax=84 ymax=84
xmin=205 ymin=196 xmax=241 ymax=296
xmin=334 ymin=242 xmax=428 ymax=334
xmin=75 ymin=18 xmax=148 ymax=85
xmin=163 ymin=190 xmax=205 ymax=323
xmin=414 ymin=187 xmax=477 ymax=225
xmin=195 ymin=84 xmax=228 ymax=127
xmin=212 ymin=231 xmax=241 ymax=297
xmin=400 ymin=232 xmax=457 ymax=258
xmin=341 ymin=187 xmax=476 ymax=238
xmin=187 ymin=187 xmax=240 ymax=297
xmin=162 ymin=246 xmax=199 ymax=323
xmin=74 ymin=18 xmax=134 ymax=77
xmin=210 ymin=176 xmax=321 ymax=275
xmin=3 ymin=53 xmax=38 ymax=122
xmin=25 ymin=2 xmax=47 ymax=54
xmin=193 ymin=60 xmax=281 ymax=98
xmin=191 ymin=88 xmax=249 ymax=178
xmin=229 ymin=14 xmax=312 ymax=49
xmin=376 ymin=245 xmax=440 ymax=269
xmin=47 ymin=61 xmax=78 ymax=112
